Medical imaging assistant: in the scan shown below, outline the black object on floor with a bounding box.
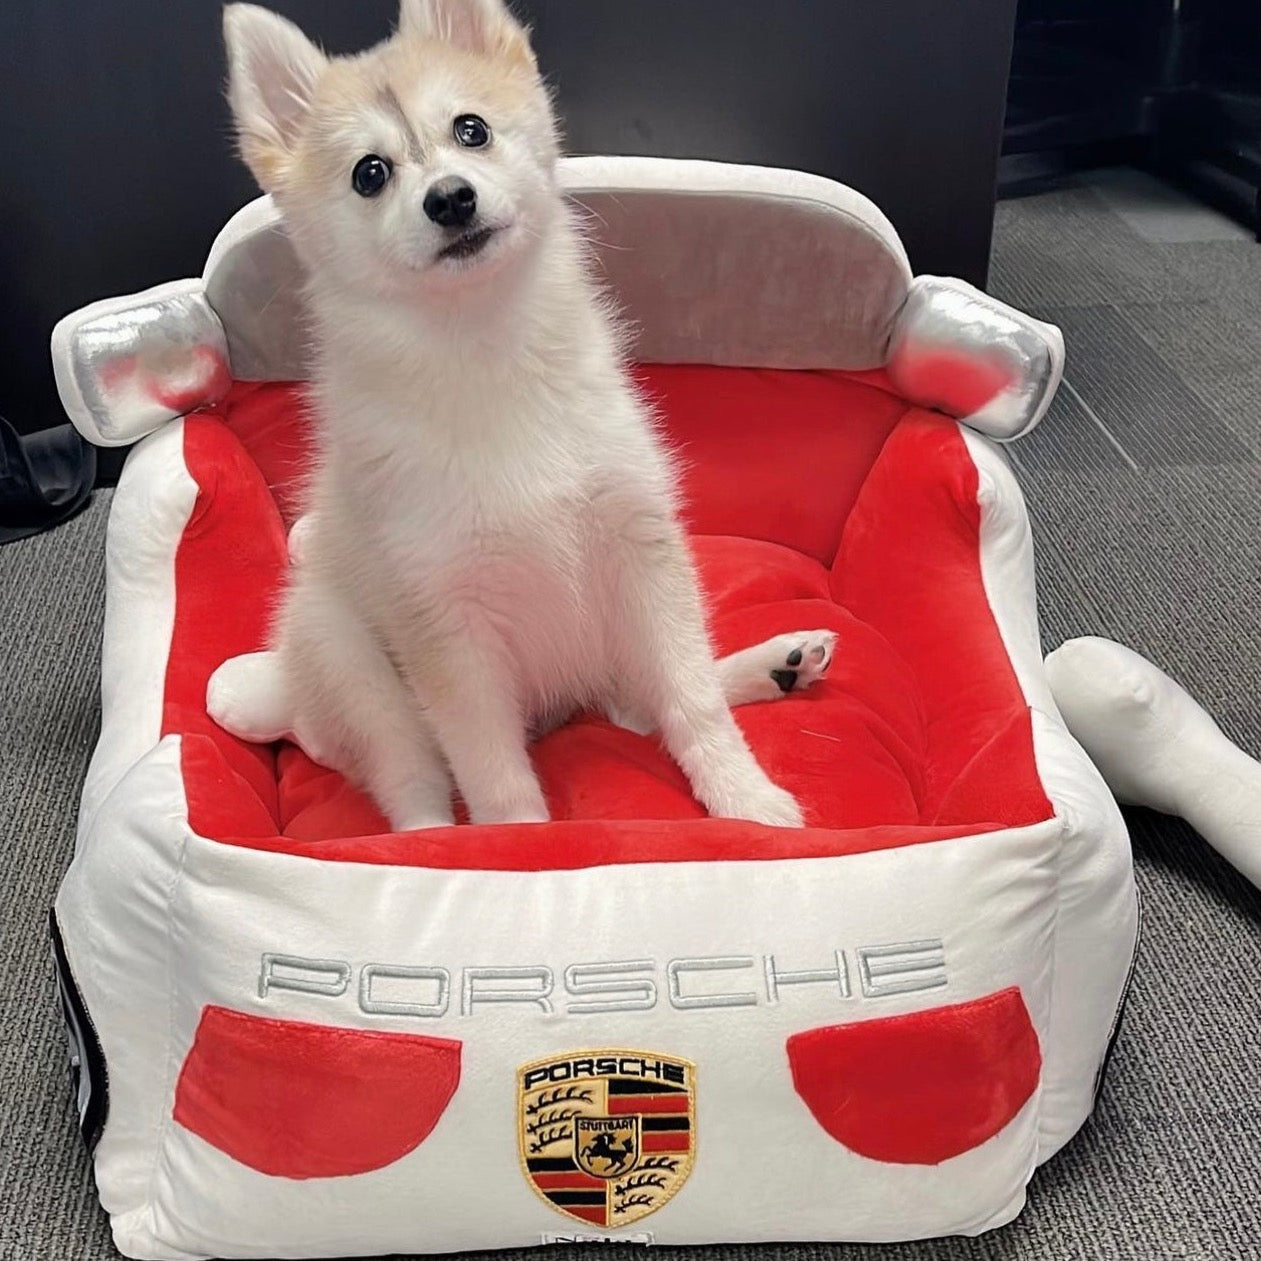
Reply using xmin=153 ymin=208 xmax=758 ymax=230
xmin=0 ymin=417 xmax=95 ymax=546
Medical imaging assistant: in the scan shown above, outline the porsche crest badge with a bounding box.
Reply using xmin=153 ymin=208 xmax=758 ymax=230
xmin=517 ymin=1050 xmax=696 ymax=1228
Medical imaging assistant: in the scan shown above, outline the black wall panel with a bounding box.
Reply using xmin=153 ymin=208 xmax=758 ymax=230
xmin=0 ymin=2 xmax=1016 ymax=437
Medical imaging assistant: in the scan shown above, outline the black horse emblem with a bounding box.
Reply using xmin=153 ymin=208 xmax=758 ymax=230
xmin=575 ymin=1117 xmax=641 ymax=1178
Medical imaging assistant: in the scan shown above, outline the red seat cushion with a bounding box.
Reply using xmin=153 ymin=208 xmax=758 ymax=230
xmin=162 ymin=366 xmax=1053 ymax=870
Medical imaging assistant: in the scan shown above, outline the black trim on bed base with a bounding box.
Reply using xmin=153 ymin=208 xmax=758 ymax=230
xmin=49 ymin=909 xmax=109 ymax=1153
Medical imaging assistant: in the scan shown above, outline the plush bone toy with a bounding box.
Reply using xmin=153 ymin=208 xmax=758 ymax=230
xmin=1046 ymin=637 xmax=1261 ymax=890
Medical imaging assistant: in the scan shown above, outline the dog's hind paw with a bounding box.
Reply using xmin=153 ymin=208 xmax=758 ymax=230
xmin=768 ymin=630 xmax=837 ymax=694
xmin=720 ymin=630 xmax=837 ymax=707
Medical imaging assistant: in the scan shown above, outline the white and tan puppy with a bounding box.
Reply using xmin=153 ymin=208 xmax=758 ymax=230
xmin=215 ymin=0 xmax=834 ymax=831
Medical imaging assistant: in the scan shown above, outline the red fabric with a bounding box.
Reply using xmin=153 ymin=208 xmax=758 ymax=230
xmin=163 ymin=366 xmax=1052 ymax=870
xmin=931 ymin=710 xmax=1052 ymax=828
xmin=172 ymin=1006 xmax=461 ymax=1179
xmin=834 ymin=413 xmax=1051 ymax=818
xmin=641 ymin=1133 xmax=692 ymax=1154
xmin=631 ymin=365 xmax=910 ymax=564
xmin=787 ymin=988 xmax=1042 ymax=1165
xmin=161 ymin=417 xmax=286 ymax=826
xmin=891 ymin=351 xmax=1015 ymax=418
xmin=533 ymin=1173 xmax=606 ymax=1191
xmin=220 ymin=379 xmax=317 ymax=526
xmin=607 ymin=1095 xmax=690 ymax=1115
xmin=561 ymin=1206 xmax=608 ymax=1227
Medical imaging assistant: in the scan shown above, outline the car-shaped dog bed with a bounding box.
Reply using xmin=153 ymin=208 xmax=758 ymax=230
xmin=51 ymin=157 xmax=1138 ymax=1259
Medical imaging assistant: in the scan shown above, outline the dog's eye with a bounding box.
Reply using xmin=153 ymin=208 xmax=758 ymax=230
xmin=351 ymin=155 xmax=393 ymax=198
xmin=453 ymin=114 xmax=491 ymax=148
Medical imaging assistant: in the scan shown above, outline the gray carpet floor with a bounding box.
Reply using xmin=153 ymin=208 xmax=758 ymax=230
xmin=2 ymin=169 xmax=1260 ymax=1260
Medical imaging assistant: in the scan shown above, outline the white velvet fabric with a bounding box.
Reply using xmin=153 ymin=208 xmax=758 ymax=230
xmin=1047 ymin=637 xmax=1261 ymax=890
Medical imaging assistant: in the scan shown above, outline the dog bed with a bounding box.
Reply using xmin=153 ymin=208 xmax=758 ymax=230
xmin=51 ymin=157 xmax=1138 ymax=1259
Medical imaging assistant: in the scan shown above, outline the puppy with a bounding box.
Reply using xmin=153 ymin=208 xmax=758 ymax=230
xmin=216 ymin=0 xmax=835 ymax=831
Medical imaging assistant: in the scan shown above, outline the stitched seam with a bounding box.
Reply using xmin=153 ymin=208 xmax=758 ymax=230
xmin=833 ymin=398 xmax=930 ymax=814
xmin=141 ymin=773 xmax=195 ymax=1240
xmin=1035 ymin=805 xmax=1073 ymax=1158
xmin=832 ymin=397 xmax=916 ymax=566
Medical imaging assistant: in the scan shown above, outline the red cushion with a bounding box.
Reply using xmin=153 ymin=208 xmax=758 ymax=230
xmin=163 ymin=366 xmax=1052 ymax=870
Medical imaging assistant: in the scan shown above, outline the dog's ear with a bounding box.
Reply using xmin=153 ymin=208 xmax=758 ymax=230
xmin=223 ymin=3 xmax=327 ymax=190
xmin=397 ymin=0 xmax=534 ymax=65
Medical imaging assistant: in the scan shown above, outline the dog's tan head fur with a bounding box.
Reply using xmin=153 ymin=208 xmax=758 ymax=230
xmin=224 ymin=0 xmax=560 ymax=299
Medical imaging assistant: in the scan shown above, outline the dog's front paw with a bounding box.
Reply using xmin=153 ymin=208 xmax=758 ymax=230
xmin=392 ymin=813 xmax=457 ymax=833
xmin=468 ymin=794 xmax=551 ymax=827
xmin=718 ymin=780 xmax=804 ymax=829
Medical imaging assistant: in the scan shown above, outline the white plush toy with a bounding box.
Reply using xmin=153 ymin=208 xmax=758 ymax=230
xmin=1046 ymin=637 xmax=1261 ymax=890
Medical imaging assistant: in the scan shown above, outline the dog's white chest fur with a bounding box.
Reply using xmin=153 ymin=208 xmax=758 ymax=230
xmin=391 ymin=470 xmax=600 ymax=716
xmin=315 ymin=367 xmax=623 ymax=721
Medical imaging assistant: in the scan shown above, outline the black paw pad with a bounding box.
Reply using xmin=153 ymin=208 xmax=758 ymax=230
xmin=786 ymin=648 xmax=804 ymax=667
xmin=771 ymin=669 xmax=798 ymax=694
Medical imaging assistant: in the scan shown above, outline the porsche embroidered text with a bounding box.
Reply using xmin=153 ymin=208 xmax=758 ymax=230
xmin=257 ymin=942 xmax=948 ymax=1017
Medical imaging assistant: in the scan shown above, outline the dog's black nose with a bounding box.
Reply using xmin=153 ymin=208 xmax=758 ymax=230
xmin=424 ymin=177 xmax=477 ymax=228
